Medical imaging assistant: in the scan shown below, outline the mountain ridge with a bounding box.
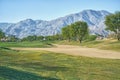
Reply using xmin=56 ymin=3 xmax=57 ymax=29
xmin=0 ymin=10 xmax=110 ymax=38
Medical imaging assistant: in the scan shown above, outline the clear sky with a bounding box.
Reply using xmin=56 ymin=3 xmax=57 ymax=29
xmin=0 ymin=0 xmax=120 ymax=23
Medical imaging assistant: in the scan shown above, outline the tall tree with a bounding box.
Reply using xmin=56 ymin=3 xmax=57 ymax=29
xmin=105 ymin=11 xmax=120 ymax=40
xmin=61 ymin=21 xmax=89 ymax=43
xmin=62 ymin=25 xmax=71 ymax=41
xmin=69 ymin=23 xmax=78 ymax=41
xmin=74 ymin=21 xmax=88 ymax=43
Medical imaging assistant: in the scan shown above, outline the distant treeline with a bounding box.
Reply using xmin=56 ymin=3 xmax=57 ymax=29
xmin=21 ymin=34 xmax=63 ymax=41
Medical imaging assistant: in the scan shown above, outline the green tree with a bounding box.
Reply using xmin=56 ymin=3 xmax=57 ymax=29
xmin=74 ymin=21 xmax=89 ymax=43
xmin=45 ymin=36 xmax=53 ymax=41
xmin=36 ymin=36 xmax=44 ymax=41
xmin=105 ymin=11 xmax=120 ymax=40
xmin=69 ymin=23 xmax=78 ymax=41
xmin=0 ymin=29 xmax=5 ymax=39
xmin=61 ymin=21 xmax=89 ymax=43
xmin=62 ymin=25 xmax=71 ymax=41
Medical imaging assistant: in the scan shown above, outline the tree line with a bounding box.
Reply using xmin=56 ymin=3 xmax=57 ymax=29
xmin=21 ymin=34 xmax=62 ymax=42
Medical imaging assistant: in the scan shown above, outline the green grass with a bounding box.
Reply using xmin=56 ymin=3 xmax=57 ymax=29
xmin=0 ymin=48 xmax=120 ymax=80
xmin=0 ymin=41 xmax=53 ymax=48
xmin=56 ymin=39 xmax=120 ymax=52
xmin=1 ymin=39 xmax=119 ymax=51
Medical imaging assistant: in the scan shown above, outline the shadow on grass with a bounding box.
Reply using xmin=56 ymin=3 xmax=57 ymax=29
xmin=0 ymin=47 xmax=11 ymax=50
xmin=0 ymin=66 xmax=60 ymax=80
xmin=32 ymin=64 xmax=68 ymax=71
xmin=0 ymin=47 xmax=19 ymax=52
xmin=19 ymin=62 xmax=68 ymax=71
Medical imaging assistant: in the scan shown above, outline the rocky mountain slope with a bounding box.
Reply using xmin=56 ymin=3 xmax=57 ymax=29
xmin=0 ymin=10 xmax=110 ymax=38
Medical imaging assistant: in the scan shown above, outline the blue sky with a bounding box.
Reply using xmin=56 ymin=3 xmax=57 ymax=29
xmin=0 ymin=0 xmax=120 ymax=23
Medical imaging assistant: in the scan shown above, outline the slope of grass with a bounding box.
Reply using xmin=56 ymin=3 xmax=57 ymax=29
xmin=0 ymin=48 xmax=120 ymax=80
xmin=56 ymin=39 xmax=120 ymax=52
xmin=0 ymin=41 xmax=53 ymax=48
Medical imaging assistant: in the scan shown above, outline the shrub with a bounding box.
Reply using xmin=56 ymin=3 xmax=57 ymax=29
xmin=85 ymin=35 xmax=97 ymax=41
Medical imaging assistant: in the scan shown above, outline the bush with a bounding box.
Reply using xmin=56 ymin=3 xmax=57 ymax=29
xmin=85 ymin=35 xmax=97 ymax=41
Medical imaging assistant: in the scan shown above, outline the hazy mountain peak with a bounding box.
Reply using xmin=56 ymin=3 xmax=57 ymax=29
xmin=21 ymin=19 xmax=35 ymax=23
xmin=25 ymin=18 xmax=33 ymax=20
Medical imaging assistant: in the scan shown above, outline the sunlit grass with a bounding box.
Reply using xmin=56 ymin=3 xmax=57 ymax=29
xmin=0 ymin=41 xmax=53 ymax=48
xmin=56 ymin=39 xmax=120 ymax=52
xmin=0 ymin=48 xmax=120 ymax=80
